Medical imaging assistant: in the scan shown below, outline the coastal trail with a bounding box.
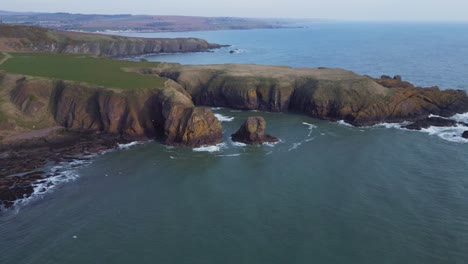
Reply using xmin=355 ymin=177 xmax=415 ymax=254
xmin=0 ymin=52 xmax=11 ymax=65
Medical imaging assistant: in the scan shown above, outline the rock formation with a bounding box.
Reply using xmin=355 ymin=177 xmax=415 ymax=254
xmin=0 ymin=24 xmax=225 ymax=57
xmin=231 ymin=116 xmax=279 ymax=145
xmin=154 ymin=64 xmax=468 ymax=126
xmin=0 ymin=72 xmax=222 ymax=147
xmin=402 ymin=117 xmax=461 ymax=130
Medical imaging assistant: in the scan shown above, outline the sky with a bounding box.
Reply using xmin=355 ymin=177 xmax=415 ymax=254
xmin=1 ymin=0 xmax=468 ymax=21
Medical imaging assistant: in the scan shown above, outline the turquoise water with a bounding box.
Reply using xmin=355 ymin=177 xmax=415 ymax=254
xmin=2 ymin=24 xmax=468 ymax=263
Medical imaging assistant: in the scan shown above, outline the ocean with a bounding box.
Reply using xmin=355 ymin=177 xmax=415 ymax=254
xmin=1 ymin=23 xmax=468 ymax=264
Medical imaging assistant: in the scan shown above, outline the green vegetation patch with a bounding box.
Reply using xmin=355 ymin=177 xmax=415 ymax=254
xmin=0 ymin=53 xmax=165 ymax=89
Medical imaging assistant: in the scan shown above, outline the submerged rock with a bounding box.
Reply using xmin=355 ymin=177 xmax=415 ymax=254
xmin=231 ymin=116 xmax=279 ymax=145
xmin=402 ymin=117 xmax=459 ymax=130
xmin=462 ymin=131 xmax=468 ymax=139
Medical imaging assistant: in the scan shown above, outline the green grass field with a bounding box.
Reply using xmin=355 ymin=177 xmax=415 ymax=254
xmin=0 ymin=53 xmax=166 ymax=89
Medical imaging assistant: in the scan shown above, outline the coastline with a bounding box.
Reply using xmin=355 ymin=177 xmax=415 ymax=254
xmin=0 ymin=130 xmax=142 ymax=210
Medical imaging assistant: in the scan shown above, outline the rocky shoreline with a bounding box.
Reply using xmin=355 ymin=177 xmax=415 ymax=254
xmin=0 ymin=131 xmax=135 ymax=209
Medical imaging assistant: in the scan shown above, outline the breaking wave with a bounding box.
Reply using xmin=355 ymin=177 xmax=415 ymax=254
xmin=214 ymin=113 xmax=235 ymax=122
xmin=193 ymin=143 xmax=227 ymax=153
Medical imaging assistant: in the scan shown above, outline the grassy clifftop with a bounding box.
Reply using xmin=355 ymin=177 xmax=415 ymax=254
xmin=0 ymin=53 xmax=166 ymax=89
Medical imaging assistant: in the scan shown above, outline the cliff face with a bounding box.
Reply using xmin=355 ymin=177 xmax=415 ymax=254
xmin=1 ymin=73 xmax=222 ymax=146
xmin=155 ymin=64 xmax=468 ymax=126
xmin=0 ymin=24 xmax=224 ymax=57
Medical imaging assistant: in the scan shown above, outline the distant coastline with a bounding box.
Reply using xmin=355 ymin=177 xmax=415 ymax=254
xmin=0 ymin=10 xmax=301 ymax=33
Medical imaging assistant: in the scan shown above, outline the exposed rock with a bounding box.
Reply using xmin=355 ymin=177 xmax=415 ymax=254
xmin=4 ymin=73 xmax=221 ymax=147
xmin=0 ymin=24 xmax=224 ymax=57
xmin=164 ymin=106 xmax=222 ymax=146
xmin=462 ymin=131 xmax=468 ymax=139
xmin=156 ymin=64 xmax=468 ymax=126
xmin=231 ymin=116 xmax=279 ymax=145
xmin=0 ymin=172 xmax=44 ymax=208
xmin=403 ymin=117 xmax=459 ymax=130
xmin=375 ymin=75 xmax=414 ymax=89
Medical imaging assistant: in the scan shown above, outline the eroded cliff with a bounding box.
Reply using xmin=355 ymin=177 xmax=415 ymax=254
xmin=0 ymin=24 xmax=224 ymax=57
xmin=0 ymin=72 xmax=222 ymax=146
xmin=152 ymin=64 xmax=468 ymax=126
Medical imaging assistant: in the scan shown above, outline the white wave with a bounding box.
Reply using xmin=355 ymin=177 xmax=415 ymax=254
xmin=371 ymin=122 xmax=406 ymax=129
xmin=451 ymin=112 xmax=468 ymax=123
xmin=371 ymin=120 xmax=468 ymax=143
xmin=302 ymin=122 xmax=317 ymax=136
xmin=193 ymin=143 xmax=227 ymax=153
xmin=214 ymin=113 xmax=235 ymax=122
xmin=263 ymin=140 xmax=281 ymax=147
xmin=211 ymin=107 xmax=224 ymax=110
xmin=231 ymin=141 xmax=247 ymax=147
xmin=337 ymin=120 xmax=354 ymax=127
xmin=13 ymin=159 xmax=89 ymax=209
xmin=288 ymin=142 xmax=302 ymax=151
xmin=217 ymin=154 xmax=241 ymax=157
xmin=419 ymin=125 xmax=468 ymax=143
xmin=117 ymin=141 xmax=142 ymax=150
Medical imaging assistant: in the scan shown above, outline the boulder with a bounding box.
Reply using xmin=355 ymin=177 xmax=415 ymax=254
xmin=462 ymin=131 xmax=468 ymax=139
xmin=231 ymin=116 xmax=279 ymax=145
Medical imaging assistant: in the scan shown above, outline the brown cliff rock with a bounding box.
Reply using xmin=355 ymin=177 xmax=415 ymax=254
xmin=3 ymin=73 xmax=222 ymax=147
xmin=231 ymin=116 xmax=279 ymax=145
xmin=155 ymin=64 xmax=468 ymax=126
xmin=0 ymin=24 xmax=224 ymax=57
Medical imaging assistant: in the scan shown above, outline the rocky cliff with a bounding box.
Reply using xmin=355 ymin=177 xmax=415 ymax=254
xmin=0 ymin=72 xmax=222 ymax=147
xmin=153 ymin=64 xmax=468 ymax=126
xmin=0 ymin=24 xmax=224 ymax=57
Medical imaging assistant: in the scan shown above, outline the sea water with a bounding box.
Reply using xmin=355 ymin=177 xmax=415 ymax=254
xmin=1 ymin=23 xmax=468 ymax=264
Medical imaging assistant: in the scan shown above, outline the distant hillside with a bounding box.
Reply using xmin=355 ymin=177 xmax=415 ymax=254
xmin=0 ymin=24 xmax=225 ymax=57
xmin=0 ymin=10 xmax=296 ymax=32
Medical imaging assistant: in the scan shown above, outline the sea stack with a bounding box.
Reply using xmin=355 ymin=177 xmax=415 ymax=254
xmin=231 ymin=116 xmax=279 ymax=145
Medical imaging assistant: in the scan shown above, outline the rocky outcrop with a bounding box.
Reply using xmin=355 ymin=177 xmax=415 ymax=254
xmin=3 ymin=73 xmax=222 ymax=147
xmin=402 ymin=117 xmax=461 ymax=130
xmin=164 ymin=106 xmax=222 ymax=146
xmin=232 ymin=116 xmax=279 ymax=145
xmin=154 ymin=64 xmax=468 ymax=126
xmin=0 ymin=24 xmax=225 ymax=57
xmin=0 ymin=171 xmax=44 ymax=208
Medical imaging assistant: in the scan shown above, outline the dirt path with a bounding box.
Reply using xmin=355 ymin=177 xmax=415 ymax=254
xmin=0 ymin=52 xmax=11 ymax=65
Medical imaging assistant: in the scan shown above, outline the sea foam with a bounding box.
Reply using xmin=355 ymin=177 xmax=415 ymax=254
xmin=117 ymin=141 xmax=142 ymax=150
xmin=214 ymin=113 xmax=235 ymax=122
xmin=193 ymin=143 xmax=227 ymax=153
xmin=302 ymin=122 xmax=317 ymax=136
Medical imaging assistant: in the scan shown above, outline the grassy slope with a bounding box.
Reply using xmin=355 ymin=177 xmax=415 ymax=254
xmin=0 ymin=52 xmax=166 ymax=89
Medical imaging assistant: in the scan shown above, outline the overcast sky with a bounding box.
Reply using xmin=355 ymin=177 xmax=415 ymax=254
xmin=2 ymin=0 xmax=468 ymax=21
